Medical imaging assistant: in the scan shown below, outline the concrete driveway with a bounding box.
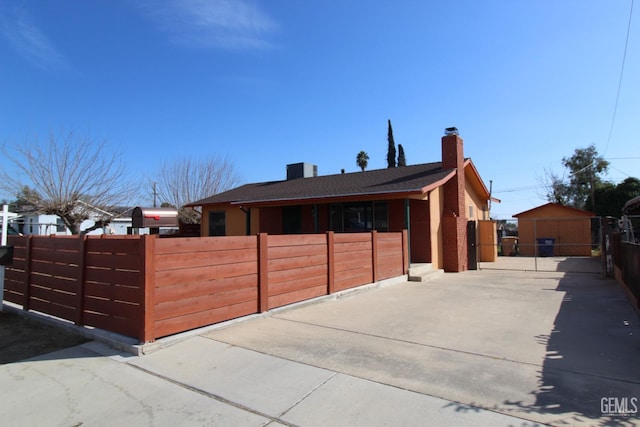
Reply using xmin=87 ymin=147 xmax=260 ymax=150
xmin=1 ymin=257 xmax=639 ymax=426
xmin=204 ymin=258 xmax=640 ymax=426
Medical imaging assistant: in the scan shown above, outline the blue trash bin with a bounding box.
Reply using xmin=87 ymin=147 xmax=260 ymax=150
xmin=537 ymin=238 xmax=555 ymax=257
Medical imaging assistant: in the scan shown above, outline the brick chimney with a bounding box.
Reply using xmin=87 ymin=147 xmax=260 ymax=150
xmin=441 ymin=128 xmax=468 ymax=272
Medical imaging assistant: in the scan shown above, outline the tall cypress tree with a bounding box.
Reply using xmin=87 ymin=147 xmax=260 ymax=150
xmin=386 ymin=119 xmax=396 ymax=168
xmin=397 ymin=144 xmax=406 ymax=167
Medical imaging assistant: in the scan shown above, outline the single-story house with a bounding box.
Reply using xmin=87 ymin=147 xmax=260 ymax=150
xmin=513 ymin=203 xmax=596 ymax=256
xmin=189 ymin=130 xmax=498 ymax=272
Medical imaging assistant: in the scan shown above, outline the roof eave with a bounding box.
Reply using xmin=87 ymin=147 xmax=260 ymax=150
xmin=230 ymin=188 xmax=427 ymax=207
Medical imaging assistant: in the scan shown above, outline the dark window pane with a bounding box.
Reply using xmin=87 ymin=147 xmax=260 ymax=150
xmin=374 ymin=202 xmax=388 ymax=231
xmin=208 ymin=211 xmax=226 ymax=236
xmin=329 ymin=204 xmax=343 ymax=232
xmin=283 ymin=205 xmax=302 ymax=234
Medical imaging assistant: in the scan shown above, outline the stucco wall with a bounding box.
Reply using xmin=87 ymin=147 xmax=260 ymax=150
xmin=202 ymin=206 xmax=247 ymax=236
xmin=429 ymin=186 xmax=444 ymax=270
xmin=465 ymin=181 xmax=489 ymax=222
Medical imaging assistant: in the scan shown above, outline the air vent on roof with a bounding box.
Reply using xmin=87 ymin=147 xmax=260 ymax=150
xmin=286 ymin=163 xmax=318 ymax=180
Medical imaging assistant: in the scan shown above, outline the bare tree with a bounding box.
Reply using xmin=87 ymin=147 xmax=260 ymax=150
xmin=154 ymin=155 xmax=242 ymax=224
xmin=537 ymin=168 xmax=571 ymax=206
xmin=0 ymin=131 xmax=137 ymax=235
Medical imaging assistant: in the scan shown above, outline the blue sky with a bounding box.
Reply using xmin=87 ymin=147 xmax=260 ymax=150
xmin=1 ymin=0 xmax=637 ymax=219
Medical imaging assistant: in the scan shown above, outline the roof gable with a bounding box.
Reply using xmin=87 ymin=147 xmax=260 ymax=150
xmin=464 ymin=159 xmax=495 ymax=201
xmin=513 ymin=202 xmax=595 ymax=218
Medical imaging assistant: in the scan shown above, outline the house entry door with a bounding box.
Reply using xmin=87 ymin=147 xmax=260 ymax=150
xmin=467 ymin=220 xmax=477 ymax=270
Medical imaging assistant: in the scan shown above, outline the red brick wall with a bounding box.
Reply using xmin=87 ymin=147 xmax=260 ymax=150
xmin=442 ymin=216 xmax=468 ymax=272
xmin=441 ymin=134 xmax=468 ymax=272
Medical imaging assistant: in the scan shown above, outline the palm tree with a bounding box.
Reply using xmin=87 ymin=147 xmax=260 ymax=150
xmin=356 ymin=151 xmax=369 ymax=171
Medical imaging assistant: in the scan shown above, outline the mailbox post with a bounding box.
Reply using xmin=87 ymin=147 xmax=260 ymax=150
xmin=1 ymin=205 xmax=9 ymax=310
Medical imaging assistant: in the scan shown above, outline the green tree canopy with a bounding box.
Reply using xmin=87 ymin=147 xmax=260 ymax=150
xmin=585 ymin=177 xmax=640 ymax=217
xmin=544 ymin=144 xmax=609 ymax=210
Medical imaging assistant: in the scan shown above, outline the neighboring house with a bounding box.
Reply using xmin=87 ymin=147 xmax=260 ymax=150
xmin=513 ymin=203 xmax=596 ymax=256
xmin=11 ymin=207 xmax=139 ymax=236
xmin=189 ymin=130 xmax=497 ymax=272
xmin=1 ymin=209 xmax=21 ymax=236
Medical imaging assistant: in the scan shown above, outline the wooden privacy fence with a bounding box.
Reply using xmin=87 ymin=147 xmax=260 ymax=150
xmin=611 ymin=233 xmax=640 ymax=309
xmin=3 ymin=231 xmax=408 ymax=343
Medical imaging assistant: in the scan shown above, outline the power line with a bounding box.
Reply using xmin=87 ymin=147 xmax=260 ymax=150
xmin=494 ymin=176 xmax=632 ymax=194
xmin=606 ymin=156 xmax=640 ymax=160
xmin=604 ymin=0 xmax=634 ymax=155
xmin=493 ymin=185 xmax=545 ymax=194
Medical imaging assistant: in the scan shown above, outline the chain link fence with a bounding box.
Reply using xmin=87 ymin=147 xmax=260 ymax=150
xmin=478 ymin=217 xmax=603 ymax=273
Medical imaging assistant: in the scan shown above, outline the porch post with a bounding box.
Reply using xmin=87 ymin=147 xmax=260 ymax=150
xmin=404 ymin=198 xmax=411 ymax=264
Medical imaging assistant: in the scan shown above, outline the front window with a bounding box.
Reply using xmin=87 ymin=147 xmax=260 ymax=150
xmin=208 ymin=211 xmax=226 ymax=236
xmin=282 ymin=205 xmax=302 ymax=234
xmin=330 ymin=201 xmax=388 ymax=232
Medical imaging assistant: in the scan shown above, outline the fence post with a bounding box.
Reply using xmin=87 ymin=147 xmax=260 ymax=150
xmin=327 ymin=231 xmax=335 ymax=295
xmin=402 ymin=229 xmax=409 ymax=274
xmin=258 ymin=233 xmax=269 ymax=312
xmin=75 ymin=235 xmax=88 ymax=326
xmin=140 ymin=234 xmax=156 ymax=343
xmin=23 ymin=236 xmax=33 ymax=310
xmin=371 ymin=230 xmax=379 ymax=283
xmin=533 ymin=218 xmax=538 ymax=271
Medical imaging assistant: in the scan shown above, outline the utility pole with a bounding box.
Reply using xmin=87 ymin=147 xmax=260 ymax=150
xmin=153 ymin=182 xmax=157 ymax=208
xmin=590 ymin=171 xmax=596 ymax=212
xmin=488 ymin=180 xmax=493 ymax=215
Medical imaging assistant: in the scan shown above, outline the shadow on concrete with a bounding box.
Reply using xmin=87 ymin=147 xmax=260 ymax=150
xmin=443 ymin=259 xmax=640 ymax=426
xmin=480 ymin=255 xmax=603 ymax=274
xmin=0 ymin=304 xmax=140 ymax=363
xmin=503 ymin=259 xmax=640 ymax=426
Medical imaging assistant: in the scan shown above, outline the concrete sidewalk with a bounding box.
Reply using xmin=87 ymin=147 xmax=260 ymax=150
xmin=0 ymin=339 xmax=536 ymax=426
xmin=2 ymin=263 xmax=639 ymax=426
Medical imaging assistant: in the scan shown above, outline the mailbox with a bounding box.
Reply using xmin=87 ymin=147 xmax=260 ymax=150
xmin=132 ymin=207 xmax=179 ymax=228
xmin=0 ymin=245 xmax=13 ymax=266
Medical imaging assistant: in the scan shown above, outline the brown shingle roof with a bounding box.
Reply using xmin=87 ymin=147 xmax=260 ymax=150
xmin=189 ymin=162 xmax=454 ymax=206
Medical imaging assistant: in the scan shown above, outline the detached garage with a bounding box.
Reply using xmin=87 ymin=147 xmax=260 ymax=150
xmin=514 ymin=203 xmax=596 ymax=257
